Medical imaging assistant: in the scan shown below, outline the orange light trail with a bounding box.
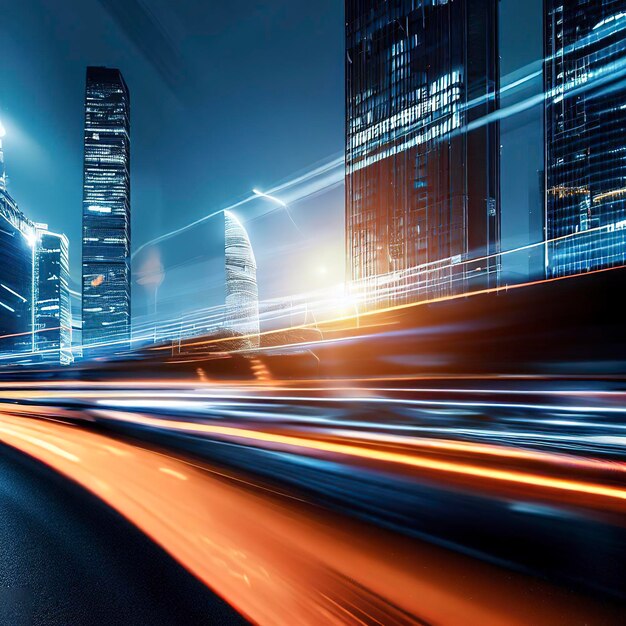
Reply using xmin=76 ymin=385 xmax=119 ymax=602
xmin=0 ymin=410 xmax=621 ymax=625
xmin=3 ymin=382 xmax=623 ymax=477
xmin=93 ymin=410 xmax=626 ymax=503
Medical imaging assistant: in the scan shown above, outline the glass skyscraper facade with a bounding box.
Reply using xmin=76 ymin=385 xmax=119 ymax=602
xmin=0 ymin=194 xmax=35 ymax=356
xmin=545 ymin=0 xmax=626 ymax=276
xmin=345 ymin=0 xmax=500 ymax=303
xmin=0 ymin=130 xmax=36 ymax=357
xmin=82 ymin=66 xmax=131 ymax=353
xmin=224 ymin=210 xmax=260 ymax=348
xmin=34 ymin=227 xmax=72 ymax=364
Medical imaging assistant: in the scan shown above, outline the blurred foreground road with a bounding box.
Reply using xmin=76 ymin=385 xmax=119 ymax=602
xmin=1 ymin=376 xmax=625 ymax=625
xmin=0 ymin=442 xmax=246 ymax=626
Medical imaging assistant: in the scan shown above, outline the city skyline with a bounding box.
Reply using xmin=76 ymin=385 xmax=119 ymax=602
xmin=2 ymin=1 xmax=626 ymax=359
xmin=0 ymin=0 xmax=566 ymax=316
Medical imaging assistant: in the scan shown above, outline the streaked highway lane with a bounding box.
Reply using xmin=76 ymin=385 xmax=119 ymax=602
xmin=1 ymin=378 xmax=625 ymax=624
xmin=0 ymin=441 xmax=247 ymax=626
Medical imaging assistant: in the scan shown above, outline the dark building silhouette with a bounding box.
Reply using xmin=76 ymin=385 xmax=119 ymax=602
xmin=82 ymin=66 xmax=131 ymax=353
xmin=545 ymin=0 xmax=626 ymax=276
xmin=345 ymin=0 xmax=500 ymax=303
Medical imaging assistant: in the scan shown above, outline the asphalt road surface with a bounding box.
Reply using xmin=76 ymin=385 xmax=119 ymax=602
xmin=0 ymin=444 xmax=247 ymax=626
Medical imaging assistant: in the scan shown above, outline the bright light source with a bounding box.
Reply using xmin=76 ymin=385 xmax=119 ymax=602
xmin=24 ymin=231 xmax=37 ymax=248
xmin=0 ymin=120 xmax=5 ymax=138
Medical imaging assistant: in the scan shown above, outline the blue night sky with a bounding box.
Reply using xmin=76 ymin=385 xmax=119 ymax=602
xmin=0 ymin=0 xmax=346 ymax=312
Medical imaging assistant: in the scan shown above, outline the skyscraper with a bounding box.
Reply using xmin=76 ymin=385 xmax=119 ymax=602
xmin=34 ymin=226 xmax=73 ymax=365
xmin=0 ymin=122 xmax=36 ymax=357
xmin=224 ymin=210 xmax=259 ymax=348
xmin=345 ymin=0 xmax=500 ymax=303
xmin=545 ymin=1 xmax=626 ymax=277
xmin=82 ymin=66 xmax=131 ymax=354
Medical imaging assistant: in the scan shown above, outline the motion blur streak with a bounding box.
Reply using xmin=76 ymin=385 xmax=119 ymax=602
xmin=139 ymin=263 xmax=625 ymax=356
xmin=132 ymin=153 xmax=343 ymax=259
xmin=87 ymin=409 xmax=626 ymax=504
xmin=0 ymin=409 xmax=620 ymax=626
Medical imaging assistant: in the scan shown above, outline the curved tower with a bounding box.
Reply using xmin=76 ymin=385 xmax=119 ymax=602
xmin=224 ymin=210 xmax=259 ymax=348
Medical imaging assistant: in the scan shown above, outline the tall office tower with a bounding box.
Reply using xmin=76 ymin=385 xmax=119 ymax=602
xmin=34 ymin=226 xmax=73 ymax=364
xmin=0 ymin=123 xmax=36 ymax=356
xmin=224 ymin=211 xmax=259 ymax=348
xmin=345 ymin=0 xmax=500 ymax=304
xmin=82 ymin=66 xmax=131 ymax=354
xmin=545 ymin=1 xmax=626 ymax=277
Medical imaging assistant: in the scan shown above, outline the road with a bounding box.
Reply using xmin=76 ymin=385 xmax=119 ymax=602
xmin=0 ymin=376 xmax=625 ymax=624
xmin=0 ymin=441 xmax=246 ymax=626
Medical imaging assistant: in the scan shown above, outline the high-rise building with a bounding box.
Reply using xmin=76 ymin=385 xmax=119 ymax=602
xmin=34 ymin=225 xmax=73 ymax=365
xmin=345 ymin=0 xmax=500 ymax=303
xmin=224 ymin=210 xmax=259 ymax=348
xmin=545 ymin=1 xmax=626 ymax=276
xmin=0 ymin=122 xmax=36 ymax=357
xmin=82 ymin=66 xmax=131 ymax=354
xmin=1 ymin=124 xmax=73 ymax=365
